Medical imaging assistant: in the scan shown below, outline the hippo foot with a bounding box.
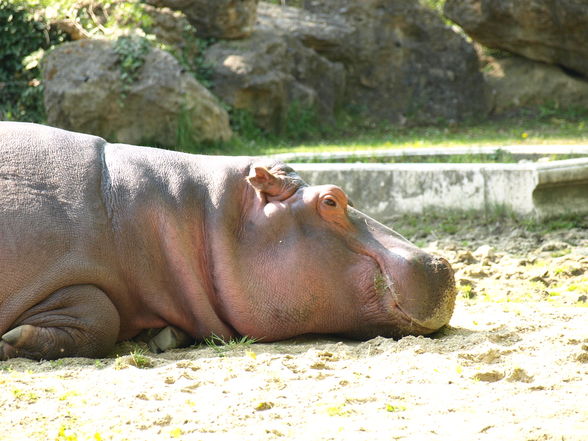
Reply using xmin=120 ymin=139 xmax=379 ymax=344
xmin=0 ymin=285 xmax=120 ymax=361
xmin=0 ymin=325 xmax=54 ymax=360
xmin=148 ymin=326 xmax=193 ymax=354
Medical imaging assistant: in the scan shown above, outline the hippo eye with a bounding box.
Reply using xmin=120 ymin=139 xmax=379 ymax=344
xmin=323 ymin=197 xmax=337 ymax=208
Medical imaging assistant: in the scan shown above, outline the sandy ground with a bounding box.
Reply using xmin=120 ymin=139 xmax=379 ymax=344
xmin=1 ymin=222 xmax=587 ymax=441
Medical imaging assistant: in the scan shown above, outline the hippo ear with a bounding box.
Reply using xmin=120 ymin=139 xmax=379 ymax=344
xmin=246 ymin=166 xmax=299 ymax=202
xmin=247 ymin=167 xmax=277 ymax=191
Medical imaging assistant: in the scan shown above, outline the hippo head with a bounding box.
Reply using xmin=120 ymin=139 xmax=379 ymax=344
xmin=219 ymin=164 xmax=456 ymax=342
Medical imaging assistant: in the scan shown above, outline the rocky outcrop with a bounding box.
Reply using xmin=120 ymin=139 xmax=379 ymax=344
xmin=43 ymin=39 xmax=232 ymax=147
xmin=205 ymin=24 xmax=345 ymax=132
xmin=484 ymin=56 xmax=588 ymax=114
xmin=297 ymin=0 xmax=489 ymax=124
xmin=146 ymin=0 xmax=259 ymax=39
xmin=204 ymin=1 xmax=488 ymax=131
xmin=444 ymin=0 xmax=588 ymax=78
xmin=257 ymin=3 xmax=352 ymax=62
xmin=142 ymin=4 xmax=191 ymax=48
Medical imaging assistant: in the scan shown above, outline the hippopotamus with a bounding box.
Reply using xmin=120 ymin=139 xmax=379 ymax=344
xmin=0 ymin=122 xmax=456 ymax=361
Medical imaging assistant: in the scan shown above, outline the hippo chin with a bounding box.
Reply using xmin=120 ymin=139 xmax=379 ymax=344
xmin=0 ymin=122 xmax=456 ymax=361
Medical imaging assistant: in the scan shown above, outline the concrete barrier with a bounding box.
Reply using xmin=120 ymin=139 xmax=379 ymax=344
xmin=271 ymin=145 xmax=588 ymax=220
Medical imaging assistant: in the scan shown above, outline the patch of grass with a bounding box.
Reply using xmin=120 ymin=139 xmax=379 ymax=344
xmin=289 ymin=151 xmax=585 ymax=164
xmin=56 ymin=424 xmax=80 ymax=441
xmin=459 ymin=284 xmax=475 ymax=300
xmin=568 ymin=281 xmax=588 ymax=294
xmin=324 ymin=403 xmax=353 ymax=416
xmin=553 ymin=266 xmax=570 ymax=276
xmin=169 ymin=428 xmax=184 ymax=438
xmin=521 ymin=214 xmax=588 ymax=233
xmin=49 ymin=359 xmax=65 ymax=368
xmin=12 ymin=388 xmax=39 ymax=403
xmin=58 ymin=390 xmax=80 ymax=401
xmin=202 ymin=333 xmax=258 ymax=356
xmin=127 ymin=349 xmax=152 ymax=368
xmin=385 ymin=403 xmax=407 ymax=413
xmin=282 ymin=100 xmax=325 ymax=142
xmin=114 ymin=348 xmax=153 ymax=369
xmin=390 ymin=210 xmax=587 ymax=244
xmin=185 ymin=105 xmax=588 ymax=156
xmin=550 ymin=248 xmax=572 ymax=258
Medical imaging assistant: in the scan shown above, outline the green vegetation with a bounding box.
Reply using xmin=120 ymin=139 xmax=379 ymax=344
xmin=385 ymin=403 xmax=407 ymax=412
xmin=421 ymin=0 xmax=446 ymax=15
xmin=202 ymin=333 xmax=258 ymax=356
xmin=391 ymin=210 xmax=588 ymax=243
xmin=113 ymin=35 xmax=151 ymax=99
xmin=287 ymin=150 xmax=584 ymax=164
xmin=0 ymin=0 xmax=66 ymax=121
xmin=12 ymin=387 xmax=40 ymax=403
xmin=114 ymin=348 xmax=153 ymax=369
xmin=178 ymin=104 xmax=588 ymax=156
xmin=15 ymin=0 xmax=152 ymax=37
xmin=1 ymin=0 xmax=154 ymax=122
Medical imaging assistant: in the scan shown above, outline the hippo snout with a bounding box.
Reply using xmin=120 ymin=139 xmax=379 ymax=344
xmin=390 ymin=253 xmax=457 ymax=333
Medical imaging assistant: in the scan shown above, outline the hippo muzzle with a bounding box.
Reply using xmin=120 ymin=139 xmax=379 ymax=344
xmin=348 ymin=208 xmax=457 ymax=337
xmin=382 ymin=251 xmax=456 ymax=333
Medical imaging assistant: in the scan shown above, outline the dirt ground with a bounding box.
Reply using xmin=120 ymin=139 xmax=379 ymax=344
xmin=1 ymin=219 xmax=587 ymax=441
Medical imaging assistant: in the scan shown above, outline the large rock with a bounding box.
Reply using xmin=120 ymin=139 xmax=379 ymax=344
xmin=43 ymin=39 xmax=232 ymax=147
xmin=205 ymin=24 xmax=345 ymax=132
xmin=484 ymin=55 xmax=588 ymax=114
xmin=257 ymin=2 xmax=353 ymax=62
xmin=206 ymin=1 xmax=487 ymax=131
xmin=141 ymin=4 xmax=192 ymax=48
xmin=146 ymin=0 xmax=259 ymax=39
xmin=296 ymin=0 xmax=489 ymax=124
xmin=444 ymin=0 xmax=588 ymax=78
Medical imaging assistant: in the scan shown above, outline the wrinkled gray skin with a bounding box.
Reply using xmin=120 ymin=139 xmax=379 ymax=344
xmin=0 ymin=122 xmax=456 ymax=360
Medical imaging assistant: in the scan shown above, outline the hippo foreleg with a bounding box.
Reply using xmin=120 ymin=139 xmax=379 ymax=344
xmin=0 ymin=285 xmax=120 ymax=360
xmin=147 ymin=326 xmax=193 ymax=354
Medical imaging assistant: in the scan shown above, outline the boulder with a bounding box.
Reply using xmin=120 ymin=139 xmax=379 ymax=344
xmin=256 ymin=2 xmax=352 ymax=62
xmin=43 ymin=39 xmax=232 ymax=147
xmin=444 ymin=0 xmax=588 ymax=78
xmin=484 ymin=55 xmax=588 ymax=114
xmin=297 ymin=0 xmax=489 ymax=124
xmin=146 ymin=0 xmax=259 ymax=39
xmin=142 ymin=4 xmax=192 ymax=48
xmin=205 ymin=24 xmax=345 ymax=132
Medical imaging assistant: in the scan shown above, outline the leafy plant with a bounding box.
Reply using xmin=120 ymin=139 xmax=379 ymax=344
xmin=421 ymin=0 xmax=446 ymax=14
xmin=282 ymin=100 xmax=324 ymax=142
xmin=0 ymin=0 xmax=66 ymax=121
xmin=18 ymin=0 xmax=153 ymax=38
xmin=0 ymin=1 xmax=45 ymax=82
xmin=113 ymin=35 xmax=151 ymax=99
xmin=163 ymin=34 xmax=216 ymax=88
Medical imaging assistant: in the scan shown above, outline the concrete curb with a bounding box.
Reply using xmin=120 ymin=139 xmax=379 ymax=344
xmin=268 ymin=145 xmax=588 ymax=219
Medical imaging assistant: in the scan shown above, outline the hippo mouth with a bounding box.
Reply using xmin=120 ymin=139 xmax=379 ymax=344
xmin=389 ymin=294 xmax=440 ymax=335
xmin=376 ymin=268 xmax=441 ymax=337
xmin=363 ymin=248 xmax=455 ymax=338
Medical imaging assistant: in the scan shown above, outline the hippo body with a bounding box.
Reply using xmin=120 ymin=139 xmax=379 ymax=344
xmin=0 ymin=122 xmax=456 ymax=360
